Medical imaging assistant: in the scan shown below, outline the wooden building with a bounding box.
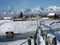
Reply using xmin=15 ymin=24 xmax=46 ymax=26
xmin=47 ymin=13 xmax=59 ymax=19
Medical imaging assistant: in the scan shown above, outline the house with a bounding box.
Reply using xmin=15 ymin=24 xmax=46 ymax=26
xmin=47 ymin=13 xmax=59 ymax=19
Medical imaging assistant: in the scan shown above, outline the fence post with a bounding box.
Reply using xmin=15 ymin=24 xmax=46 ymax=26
xmin=34 ymin=34 xmax=37 ymax=45
xmin=42 ymin=33 xmax=48 ymax=45
xmin=40 ymin=25 xmax=48 ymax=45
xmin=34 ymin=29 xmax=37 ymax=45
xmin=47 ymin=34 xmax=57 ymax=45
xmin=33 ymin=28 xmax=38 ymax=45
xmin=52 ymin=37 xmax=57 ymax=45
xmin=28 ymin=38 xmax=31 ymax=45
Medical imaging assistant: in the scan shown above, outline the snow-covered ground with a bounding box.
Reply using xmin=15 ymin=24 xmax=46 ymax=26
xmin=40 ymin=19 xmax=60 ymax=45
xmin=0 ymin=20 xmax=37 ymax=45
xmin=0 ymin=20 xmax=37 ymax=35
xmin=0 ymin=19 xmax=60 ymax=45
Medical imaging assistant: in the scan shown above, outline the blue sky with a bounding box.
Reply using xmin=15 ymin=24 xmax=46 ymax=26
xmin=0 ymin=0 xmax=60 ymax=10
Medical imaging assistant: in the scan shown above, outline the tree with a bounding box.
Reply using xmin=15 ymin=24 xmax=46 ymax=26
xmin=19 ymin=12 xmax=23 ymax=18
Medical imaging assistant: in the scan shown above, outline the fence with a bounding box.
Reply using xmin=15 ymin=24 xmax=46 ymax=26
xmin=40 ymin=20 xmax=58 ymax=45
xmin=19 ymin=36 xmax=37 ymax=45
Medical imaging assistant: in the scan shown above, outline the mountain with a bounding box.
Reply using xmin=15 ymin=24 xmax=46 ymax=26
xmin=0 ymin=6 xmax=60 ymax=18
xmin=32 ymin=7 xmax=44 ymax=15
xmin=44 ymin=6 xmax=60 ymax=14
xmin=21 ymin=6 xmax=60 ymax=15
xmin=21 ymin=7 xmax=44 ymax=15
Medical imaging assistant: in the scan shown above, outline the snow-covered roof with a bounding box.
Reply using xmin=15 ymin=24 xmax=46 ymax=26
xmin=48 ymin=13 xmax=55 ymax=16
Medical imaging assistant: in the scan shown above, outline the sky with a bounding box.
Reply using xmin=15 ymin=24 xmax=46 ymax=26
xmin=0 ymin=0 xmax=60 ymax=10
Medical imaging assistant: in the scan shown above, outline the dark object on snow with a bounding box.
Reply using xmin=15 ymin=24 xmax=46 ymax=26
xmin=28 ymin=38 xmax=31 ymax=45
xmin=54 ymin=14 xmax=59 ymax=19
xmin=6 ymin=31 xmax=14 ymax=38
xmin=19 ymin=12 xmax=23 ymax=18
xmin=52 ymin=37 xmax=57 ymax=45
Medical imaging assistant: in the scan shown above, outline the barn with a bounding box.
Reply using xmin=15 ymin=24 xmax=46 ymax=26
xmin=47 ymin=13 xmax=59 ymax=19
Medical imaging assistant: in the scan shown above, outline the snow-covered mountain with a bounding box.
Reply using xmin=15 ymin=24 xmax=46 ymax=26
xmin=0 ymin=6 xmax=60 ymax=18
xmin=44 ymin=6 xmax=60 ymax=14
xmin=31 ymin=7 xmax=44 ymax=15
xmin=21 ymin=6 xmax=60 ymax=15
xmin=21 ymin=7 xmax=44 ymax=15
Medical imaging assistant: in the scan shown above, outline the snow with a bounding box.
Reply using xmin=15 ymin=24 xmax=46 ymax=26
xmin=48 ymin=13 xmax=55 ymax=16
xmin=4 ymin=17 xmax=12 ymax=19
xmin=44 ymin=6 xmax=60 ymax=14
xmin=0 ymin=20 xmax=37 ymax=45
xmin=0 ymin=20 xmax=37 ymax=35
xmin=13 ymin=21 xmax=37 ymax=33
xmin=42 ymin=17 xmax=49 ymax=20
xmin=40 ymin=19 xmax=60 ymax=30
xmin=1 ymin=6 xmax=60 ymax=18
xmin=0 ymin=19 xmax=60 ymax=45
xmin=40 ymin=19 xmax=60 ymax=45
xmin=37 ymin=29 xmax=45 ymax=45
xmin=0 ymin=6 xmax=60 ymax=19
xmin=57 ymin=41 xmax=60 ymax=45
xmin=47 ymin=33 xmax=55 ymax=38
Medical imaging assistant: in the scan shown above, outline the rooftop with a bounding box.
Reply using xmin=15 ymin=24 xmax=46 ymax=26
xmin=48 ymin=13 xmax=56 ymax=16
